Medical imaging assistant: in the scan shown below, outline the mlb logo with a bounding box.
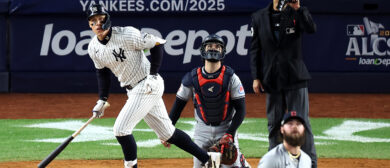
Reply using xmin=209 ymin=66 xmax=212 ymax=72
xmin=347 ymin=25 xmax=365 ymax=36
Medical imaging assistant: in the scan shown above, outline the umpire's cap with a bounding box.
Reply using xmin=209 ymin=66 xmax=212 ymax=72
xmin=281 ymin=111 xmax=305 ymax=126
xmin=86 ymin=4 xmax=111 ymax=30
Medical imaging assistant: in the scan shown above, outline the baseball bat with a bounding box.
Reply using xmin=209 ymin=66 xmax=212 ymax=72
xmin=37 ymin=102 xmax=110 ymax=168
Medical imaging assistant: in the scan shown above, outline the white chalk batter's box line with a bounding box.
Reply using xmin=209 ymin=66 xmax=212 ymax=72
xmin=22 ymin=120 xmax=390 ymax=147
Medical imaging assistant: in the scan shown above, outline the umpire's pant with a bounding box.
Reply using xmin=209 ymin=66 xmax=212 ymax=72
xmin=266 ymin=87 xmax=317 ymax=168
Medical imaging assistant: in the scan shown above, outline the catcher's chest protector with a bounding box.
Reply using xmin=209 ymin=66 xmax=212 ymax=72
xmin=192 ymin=66 xmax=234 ymax=125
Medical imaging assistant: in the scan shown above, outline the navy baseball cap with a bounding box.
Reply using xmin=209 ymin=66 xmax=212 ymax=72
xmin=281 ymin=111 xmax=305 ymax=125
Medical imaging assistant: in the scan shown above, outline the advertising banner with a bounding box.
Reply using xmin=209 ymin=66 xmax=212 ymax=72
xmin=0 ymin=0 xmax=8 ymax=13
xmin=9 ymin=0 xmax=265 ymax=14
xmin=9 ymin=15 xmax=253 ymax=73
xmin=0 ymin=14 xmax=8 ymax=92
xmin=0 ymin=16 xmax=6 ymax=71
xmin=7 ymin=0 xmax=390 ymax=92
xmin=305 ymin=0 xmax=390 ymax=14
xmin=304 ymin=15 xmax=390 ymax=72
xmin=10 ymin=14 xmax=390 ymax=73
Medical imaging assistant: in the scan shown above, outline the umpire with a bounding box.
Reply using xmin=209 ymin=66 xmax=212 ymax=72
xmin=249 ymin=0 xmax=317 ymax=167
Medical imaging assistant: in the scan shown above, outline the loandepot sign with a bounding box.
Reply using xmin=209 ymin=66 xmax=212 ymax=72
xmin=24 ymin=120 xmax=390 ymax=147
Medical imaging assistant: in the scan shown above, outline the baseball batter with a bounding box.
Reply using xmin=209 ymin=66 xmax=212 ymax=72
xmin=258 ymin=111 xmax=312 ymax=168
xmin=165 ymin=34 xmax=251 ymax=168
xmin=86 ymin=4 xmax=220 ymax=168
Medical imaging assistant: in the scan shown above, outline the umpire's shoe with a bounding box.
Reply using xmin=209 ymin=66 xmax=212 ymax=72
xmin=203 ymin=152 xmax=221 ymax=168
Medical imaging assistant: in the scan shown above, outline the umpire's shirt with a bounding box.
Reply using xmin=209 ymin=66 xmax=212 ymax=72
xmin=250 ymin=2 xmax=316 ymax=93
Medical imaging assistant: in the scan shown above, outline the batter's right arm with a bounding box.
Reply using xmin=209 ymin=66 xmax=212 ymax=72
xmin=92 ymin=68 xmax=111 ymax=118
xmin=149 ymin=44 xmax=163 ymax=75
xmin=96 ymin=68 xmax=111 ymax=101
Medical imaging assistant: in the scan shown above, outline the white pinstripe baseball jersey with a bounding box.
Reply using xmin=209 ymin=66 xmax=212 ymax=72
xmin=88 ymin=26 xmax=154 ymax=88
xmin=88 ymin=26 xmax=175 ymax=141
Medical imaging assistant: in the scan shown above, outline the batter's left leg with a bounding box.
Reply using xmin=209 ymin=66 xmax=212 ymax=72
xmin=113 ymin=79 xmax=162 ymax=168
xmin=116 ymin=135 xmax=138 ymax=168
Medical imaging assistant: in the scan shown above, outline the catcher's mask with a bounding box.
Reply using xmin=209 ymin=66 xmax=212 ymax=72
xmin=87 ymin=4 xmax=111 ymax=30
xmin=200 ymin=34 xmax=226 ymax=62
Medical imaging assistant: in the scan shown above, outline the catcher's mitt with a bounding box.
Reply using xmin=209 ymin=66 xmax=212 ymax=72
xmin=208 ymin=141 xmax=238 ymax=165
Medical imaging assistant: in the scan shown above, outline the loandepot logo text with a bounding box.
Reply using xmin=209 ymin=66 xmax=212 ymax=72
xmin=345 ymin=17 xmax=390 ymax=66
xmin=40 ymin=24 xmax=251 ymax=64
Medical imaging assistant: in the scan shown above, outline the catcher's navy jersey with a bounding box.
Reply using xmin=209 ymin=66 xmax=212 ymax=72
xmin=175 ymin=66 xmax=250 ymax=168
xmin=176 ymin=67 xmax=245 ymax=124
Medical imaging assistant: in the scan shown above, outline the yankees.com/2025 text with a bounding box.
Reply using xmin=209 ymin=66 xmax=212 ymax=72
xmin=80 ymin=0 xmax=225 ymax=12
xmin=150 ymin=0 xmax=225 ymax=12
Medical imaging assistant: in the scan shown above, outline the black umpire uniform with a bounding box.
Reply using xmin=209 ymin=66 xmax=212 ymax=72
xmin=249 ymin=1 xmax=317 ymax=168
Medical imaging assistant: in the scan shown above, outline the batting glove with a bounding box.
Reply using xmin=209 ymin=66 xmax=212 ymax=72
xmin=145 ymin=74 xmax=158 ymax=94
xmin=92 ymin=100 xmax=107 ymax=118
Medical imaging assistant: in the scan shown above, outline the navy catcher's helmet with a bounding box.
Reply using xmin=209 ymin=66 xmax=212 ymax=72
xmin=87 ymin=4 xmax=111 ymax=30
xmin=200 ymin=34 xmax=226 ymax=62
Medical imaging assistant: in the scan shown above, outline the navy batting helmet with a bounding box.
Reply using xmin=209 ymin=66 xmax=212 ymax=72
xmin=200 ymin=34 xmax=226 ymax=62
xmin=87 ymin=4 xmax=111 ymax=30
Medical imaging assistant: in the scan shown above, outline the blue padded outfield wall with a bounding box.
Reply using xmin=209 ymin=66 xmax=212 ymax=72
xmin=4 ymin=0 xmax=390 ymax=93
xmin=0 ymin=0 xmax=8 ymax=92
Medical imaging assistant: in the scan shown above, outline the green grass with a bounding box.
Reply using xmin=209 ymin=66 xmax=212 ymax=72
xmin=0 ymin=118 xmax=390 ymax=162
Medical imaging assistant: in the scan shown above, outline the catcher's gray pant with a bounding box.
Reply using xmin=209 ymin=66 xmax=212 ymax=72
xmin=266 ymin=87 xmax=317 ymax=168
xmin=113 ymin=75 xmax=175 ymax=141
xmin=193 ymin=122 xmax=250 ymax=168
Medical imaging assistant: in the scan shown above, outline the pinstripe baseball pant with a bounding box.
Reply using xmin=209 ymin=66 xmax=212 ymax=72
xmin=113 ymin=75 xmax=175 ymax=141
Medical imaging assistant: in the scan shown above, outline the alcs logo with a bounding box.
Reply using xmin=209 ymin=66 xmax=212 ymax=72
xmin=345 ymin=17 xmax=390 ymax=57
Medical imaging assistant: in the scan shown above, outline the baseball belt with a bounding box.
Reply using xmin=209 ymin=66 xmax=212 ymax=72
xmin=125 ymin=76 xmax=147 ymax=90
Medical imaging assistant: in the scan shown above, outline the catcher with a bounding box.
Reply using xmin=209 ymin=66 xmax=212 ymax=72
xmin=163 ymin=34 xmax=251 ymax=168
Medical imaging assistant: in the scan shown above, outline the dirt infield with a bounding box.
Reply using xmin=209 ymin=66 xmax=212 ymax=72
xmin=2 ymin=158 xmax=390 ymax=168
xmin=1 ymin=93 xmax=390 ymax=167
xmin=1 ymin=93 xmax=389 ymax=119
